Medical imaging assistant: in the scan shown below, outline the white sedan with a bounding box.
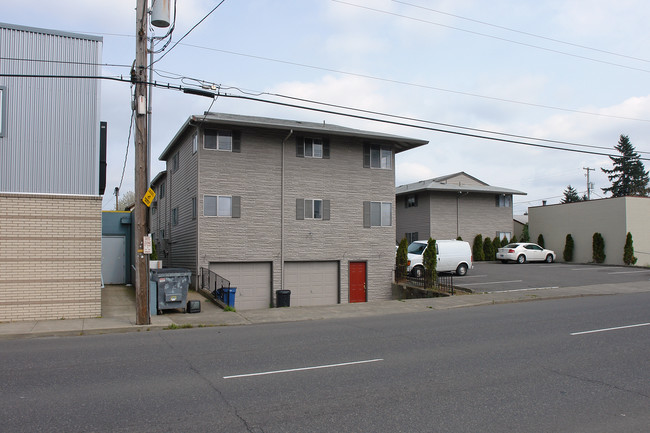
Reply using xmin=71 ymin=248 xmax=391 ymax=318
xmin=496 ymin=243 xmax=556 ymax=264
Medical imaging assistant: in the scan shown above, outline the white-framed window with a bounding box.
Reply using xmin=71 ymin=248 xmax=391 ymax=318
xmin=192 ymin=133 xmax=198 ymax=154
xmin=304 ymin=138 xmax=323 ymax=158
xmin=364 ymin=144 xmax=392 ymax=169
xmin=497 ymin=232 xmax=511 ymax=242
xmin=151 ymin=201 xmax=157 ymax=215
xmin=205 ymin=129 xmax=232 ymax=151
xmin=364 ymin=201 xmax=392 ymax=227
xmin=496 ymin=194 xmax=512 ymax=207
xmin=296 ymin=198 xmax=330 ymax=220
xmin=204 ymin=194 xmax=240 ymax=218
xmin=171 ymin=207 xmax=178 ymax=226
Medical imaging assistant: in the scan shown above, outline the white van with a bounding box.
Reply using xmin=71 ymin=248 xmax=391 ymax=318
xmin=406 ymin=240 xmax=473 ymax=277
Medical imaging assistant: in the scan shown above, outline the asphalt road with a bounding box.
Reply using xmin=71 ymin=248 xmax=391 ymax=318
xmin=2 ymin=293 xmax=649 ymax=432
xmin=456 ymin=262 xmax=650 ymax=292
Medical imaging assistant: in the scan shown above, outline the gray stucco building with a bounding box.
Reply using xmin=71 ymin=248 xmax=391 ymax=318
xmin=152 ymin=113 xmax=427 ymax=310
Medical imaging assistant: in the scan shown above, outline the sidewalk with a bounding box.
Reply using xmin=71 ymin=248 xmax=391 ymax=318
xmin=1 ymin=281 xmax=649 ymax=340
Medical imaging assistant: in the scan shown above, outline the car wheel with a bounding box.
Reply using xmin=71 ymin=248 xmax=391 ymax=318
xmin=517 ymin=254 xmax=526 ymax=264
xmin=456 ymin=263 xmax=468 ymax=276
xmin=413 ymin=266 xmax=424 ymax=278
xmin=545 ymin=254 xmax=554 ymax=263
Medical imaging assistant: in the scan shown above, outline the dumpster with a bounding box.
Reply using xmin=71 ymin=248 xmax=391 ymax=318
xmin=150 ymin=268 xmax=191 ymax=313
xmin=276 ymin=289 xmax=291 ymax=307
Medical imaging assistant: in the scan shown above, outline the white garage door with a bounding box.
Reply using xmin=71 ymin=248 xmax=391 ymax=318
xmin=284 ymin=261 xmax=339 ymax=307
xmin=209 ymin=262 xmax=271 ymax=310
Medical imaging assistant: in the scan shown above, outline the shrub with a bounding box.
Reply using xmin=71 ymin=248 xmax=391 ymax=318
xmin=423 ymin=238 xmax=437 ymax=287
xmin=537 ymin=234 xmax=545 ymax=248
xmin=521 ymin=223 xmax=530 ymax=242
xmin=473 ymin=234 xmax=484 ymax=261
xmin=592 ymin=232 xmax=606 ymax=263
xmin=510 ymin=235 xmax=518 ymax=243
xmin=456 ymin=236 xmax=463 ymax=241
xmin=483 ymin=237 xmax=495 ymax=261
xmin=623 ymin=232 xmax=637 ymax=265
xmin=563 ymin=234 xmax=574 ymax=262
xmin=396 ymin=237 xmax=409 ymax=280
xmin=492 ymin=236 xmax=501 ymax=253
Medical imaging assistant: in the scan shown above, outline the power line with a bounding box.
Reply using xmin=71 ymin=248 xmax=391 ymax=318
xmin=4 ymin=71 xmax=649 ymax=160
xmin=152 ymin=0 xmax=228 ymax=65
xmin=333 ymin=0 xmax=650 ymax=74
xmin=391 ymin=0 xmax=650 ymax=65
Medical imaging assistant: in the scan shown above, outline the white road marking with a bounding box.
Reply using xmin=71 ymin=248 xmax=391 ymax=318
xmin=461 ymin=280 xmax=523 ymax=286
xmin=608 ymin=270 xmax=649 ymax=275
xmin=570 ymin=323 xmax=650 ymax=336
xmin=223 ymin=358 xmax=384 ymax=379
xmin=462 ymin=274 xmax=488 ymax=279
xmin=492 ymin=287 xmax=559 ymax=293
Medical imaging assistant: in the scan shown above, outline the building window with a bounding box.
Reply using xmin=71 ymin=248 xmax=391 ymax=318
xmin=497 ymin=232 xmax=511 ymax=242
xmin=406 ymin=194 xmax=417 ymax=208
xmin=364 ymin=201 xmax=392 ymax=227
xmin=151 ymin=201 xmax=157 ymax=215
xmin=172 ymin=152 xmax=179 ymax=171
xmin=205 ymin=129 xmax=231 ymax=151
xmin=406 ymin=232 xmax=418 ymax=244
xmin=159 ymin=182 xmax=165 ymax=199
xmin=160 ymin=229 xmax=165 ymax=239
xmin=192 ymin=133 xmax=197 ymax=154
xmin=364 ymin=144 xmax=392 ymax=169
xmin=204 ymin=195 xmax=241 ymax=218
xmin=171 ymin=208 xmax=178 ymax=226
xmin=191 ymin=197 xmax=197 ymax=219
xmin=496 ymin=194 xmax=512 ymax=207
xmin=296 ymin=198 xmax=330 ymax=220
xmin=305 ymin=138 xmax=323 ymax=158
xmin=0 ymin=86 xmax=6 ymax=138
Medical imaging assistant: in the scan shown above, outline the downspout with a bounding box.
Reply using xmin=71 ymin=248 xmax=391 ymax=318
xmin=281 ymin=129 xmax=294 ymax=300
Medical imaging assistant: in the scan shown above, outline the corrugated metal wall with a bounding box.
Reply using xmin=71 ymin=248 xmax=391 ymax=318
xmin=0 ymin=23 xmax=102 ymax=195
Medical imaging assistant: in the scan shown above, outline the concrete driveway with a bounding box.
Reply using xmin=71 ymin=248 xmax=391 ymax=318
xmin=456 ymin=262 xmax=650 ymax=292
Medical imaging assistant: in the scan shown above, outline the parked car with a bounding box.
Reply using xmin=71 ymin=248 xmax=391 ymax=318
xmin=496 ymin=243 xmax=556 ymax=264
xmin=407 ymin=240 xmax=473 ymax=277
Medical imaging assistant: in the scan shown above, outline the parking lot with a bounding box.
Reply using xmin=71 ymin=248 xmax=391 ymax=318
xmin=455 ymin=262 xmax=650 ymax=293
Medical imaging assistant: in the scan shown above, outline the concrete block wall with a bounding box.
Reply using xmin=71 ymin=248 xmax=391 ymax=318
xmin=0 ymin=193 xmax=102 ymax=321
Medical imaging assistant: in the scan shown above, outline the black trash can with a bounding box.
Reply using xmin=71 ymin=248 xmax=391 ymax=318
xmin=276 ymin=290 xmax=291 ymax=307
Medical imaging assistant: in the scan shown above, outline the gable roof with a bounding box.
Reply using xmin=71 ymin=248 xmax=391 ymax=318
xmin=396 ymin=172 xmax=526 ymax=196
xmin=160 ymin=112 xmax=428 ymax=160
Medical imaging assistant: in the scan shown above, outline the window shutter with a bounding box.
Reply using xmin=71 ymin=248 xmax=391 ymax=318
xmin=296 ymin=198 xmax=304 ymax=220
xmin=232 ymin=196 xmax=241 ymax=218
xmin=296 ymin=136 xmax=304 ymax=157
xmin=363 ymin=143 xmax=370 ymax=168
xmin=363 ymin=201 xmax=371 ymax=228
xmin=232 ymin=131 xmax=241 ymax=153
xmin=323 ymin=200 xmax=330 ymax=220
xmin=323 ymin=138 xmax=330 ymax=159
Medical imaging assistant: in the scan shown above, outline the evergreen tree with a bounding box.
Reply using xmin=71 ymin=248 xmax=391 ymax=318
xmin=396 ymin=237 xmax=409 ymax=280
xmin=592 ymin=233 xmax=606 ymax=263
xmin=601 ymin=135 xmax=649 ymax=197
xmin=521 ymin=223 xmax=530 ymax=242
xmin=623 ymin=232 xmax=637 ymax=265
xmin=563 ymin=234 xmax=574 ymax=262
xmin=483 ymin=237 xmax=495 ymax=261
xmin=492 ymin=236 xmax=501 ymax=253
xmin=423 ymin=238 xmax=437 ymax=287
xmin=561 ymin=185 xmax=582 ymax=203
xmin=511 ymin=235 xmax=518 ymax=243
xmin=472 ymin=234 xmax=484 ymax=261
xmin=537 ymin=234 xmax=545 ymax=248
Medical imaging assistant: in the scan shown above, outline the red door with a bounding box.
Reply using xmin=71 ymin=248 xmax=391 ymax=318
xmin=349 ymin=262 xmax=367 ymax=303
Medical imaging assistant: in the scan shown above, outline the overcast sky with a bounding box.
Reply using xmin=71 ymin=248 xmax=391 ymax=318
xmin=4 ymin=0 xmax=650 ymax=213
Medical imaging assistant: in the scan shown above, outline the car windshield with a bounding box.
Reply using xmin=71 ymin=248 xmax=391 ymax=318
xmin=407 ymin=242 xmax=427 ymax=254
xmin=504 ymin=243 xmax=520 ymax=248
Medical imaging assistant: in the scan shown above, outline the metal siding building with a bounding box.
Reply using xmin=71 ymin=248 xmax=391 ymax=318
xmin=0 ymin=23 xmax=103 ymax=322
xmin=0 ymin=22 xmax=102 ymax=195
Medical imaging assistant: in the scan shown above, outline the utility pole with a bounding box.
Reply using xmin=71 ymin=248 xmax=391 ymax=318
xmin=134 ymin=0 xmax=150 ymax=325
xmin=583 ymin=167 xmax=594 ymax=200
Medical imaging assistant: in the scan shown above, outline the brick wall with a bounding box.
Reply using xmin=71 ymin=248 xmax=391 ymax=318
xmin=0 ymin=193 xmax=102 ymax=321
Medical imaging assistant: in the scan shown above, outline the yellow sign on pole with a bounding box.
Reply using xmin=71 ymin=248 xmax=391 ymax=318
xmin=142 ymin=187 xmax=156 ymax=207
